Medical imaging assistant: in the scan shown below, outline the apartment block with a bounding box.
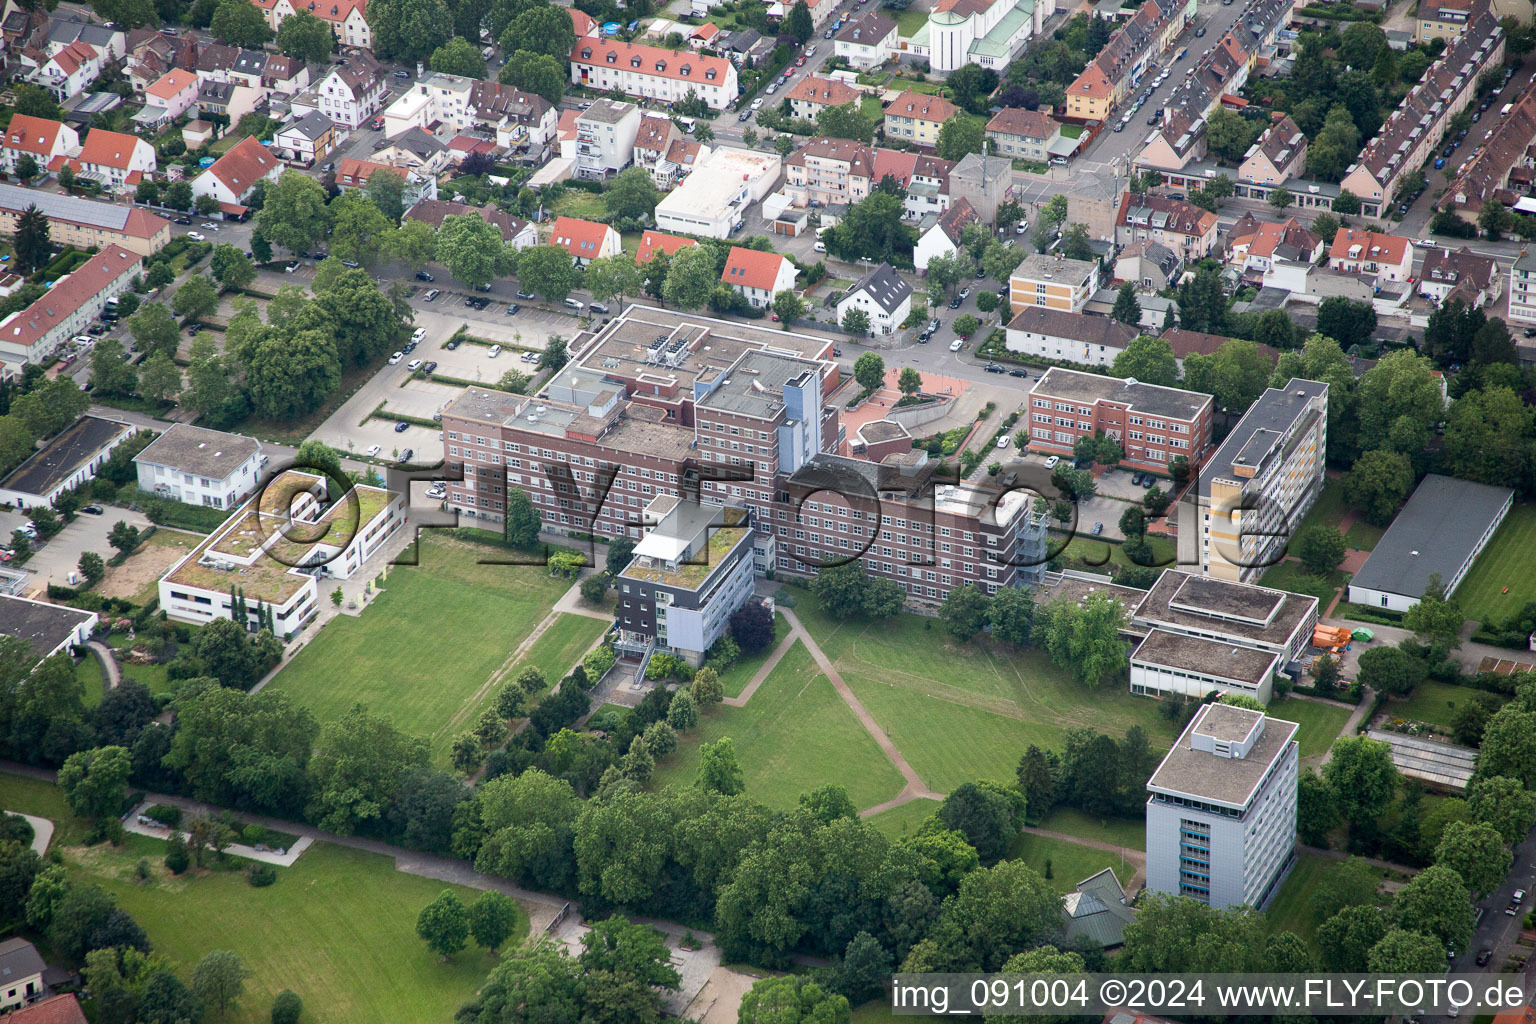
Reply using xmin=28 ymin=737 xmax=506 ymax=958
xmin=1145 ymin=703 xmax=1298 ymax=910
xmin=1008 ymin=253 xmax=1098 ymax=316
xmin=574 ymin=98 xmax=641 ymax=179
xmin=1026 ymin=367 xmax=1215 ymax=473
xmin=1179 ymin=379 xmax=1328 ymax=583
xmin=1065 ymin=0 xmax=1189 ymax=121
xmin=1509 ymin=248 xmax=1536 ymax=328
xmin=569 ymin=40 xmax=738 ymax=110
xmin=883 ymin=90 xmax=957 ymax=148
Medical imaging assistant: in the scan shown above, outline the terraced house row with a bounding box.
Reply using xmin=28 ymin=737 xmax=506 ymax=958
xmin=1065 ymin=0 xmax=1193 ymax=121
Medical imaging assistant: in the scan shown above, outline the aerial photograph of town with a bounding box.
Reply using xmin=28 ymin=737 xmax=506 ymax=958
xmin=5 ymin=0 xmax=1536 ymax=1017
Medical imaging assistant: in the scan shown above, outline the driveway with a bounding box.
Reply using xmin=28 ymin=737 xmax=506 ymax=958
xmin=22 ymin=508 xmax=152 ymax=590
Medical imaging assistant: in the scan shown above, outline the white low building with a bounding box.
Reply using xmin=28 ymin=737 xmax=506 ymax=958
xmin=836 ymin=262 xmax=912 ymax=335
xmin=159 ymin=470 xmax=403 ymax=636
xmin=190 ymin=135 xmax=283 ymax=212
xmin=0 ymin=414 xmax=133 ymax=510
xmin=654 ymin=146 xmax=782 ymax=239
xmin=570 ymin=39 xmax=739 ymax=111
xmin=1004 ymin=305 xmax=1137 ymax=366
xmin=134 ymin=424 xmax=264 ymax=511
xmin=1131 ymin=629 xmax=1282 ymax=704
xmin=0 ymin=597 xmax=98 ymax=666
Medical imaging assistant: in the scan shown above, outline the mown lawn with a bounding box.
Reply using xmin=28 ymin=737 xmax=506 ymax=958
xmin=1267 ymin=696 xmax=1353 ymax=759
xmin=864 ymin=798 xmax=941 ymax=839
xmin=267 ymin=534 xmax=589 ymax=763
xmin=894 ymin=9 xmax=928 ymax=36
xmin=1265 ymin=851 xmax=1387 ymax=945
xmin=789 ymin=591 xmax=1175 ymax=792
xmin=716 ymin=612 xmax=790 ymax=699
xmin=67 ymin=833 xmax=524 ymax=1024
xmin=1036 ymin=807 xmax=1145 ymax=850
xmin=1386 ymin=680 xmax=1498 ymax=734
xmin=1008 ymin=831 xmax=1135 ymax=893
xmin=1260 ymin=559 xmax=1346 ymax=606
xmin=1456 ymin=503 xmax=1536 ymax=625
xmin=1052 ymin=533 xmax=1176 ymax=573
xmin=77 ymin=649 xmax=107 ymax=709
xmin=650 ymin=641 xmax=906 ymax=812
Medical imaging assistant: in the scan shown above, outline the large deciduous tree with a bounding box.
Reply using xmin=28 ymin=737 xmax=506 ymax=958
xmin=257 ymin=172 xmax=333 ymax=255
xmin=275 ymin=8 xmax=333 ymax=61
xmin=307 ymin=702 xmax=430 ymax=835
xmin=367 ymin=0 xmax=453 ymax=64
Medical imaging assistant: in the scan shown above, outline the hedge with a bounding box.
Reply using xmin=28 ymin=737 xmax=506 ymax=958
xmin=140 ymin=495 xmax=233 ymax=533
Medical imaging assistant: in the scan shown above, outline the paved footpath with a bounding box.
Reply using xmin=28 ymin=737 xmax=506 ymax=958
xmin=1021 ymin=825 xmax=1147 ymax=892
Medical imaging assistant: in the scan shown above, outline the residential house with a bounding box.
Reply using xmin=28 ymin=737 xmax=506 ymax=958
xmin=1226 ymin=213 xmax=1323 ymax=285
xmin=551 ymin=215 xmax=621 ymax=266
xmin=0 ymin=246 xmax=141 ymax=372
xmin=0 ymin=114 xmax=76 ymax=175
xmin=446 ymin=135 xmax=497 ymax=169
xmin=250 ymin=0 xmax=372 ymax=50
xmin=1238 ymin=115 xmax=1306 ymax=186
xmin=334 ymin=156 xmax=436 ymax=204
xmin=134 ymin=423 xmax=264 ymax=510
xmin=0 ymin=184 xmax=167 ymax=255
xmin=1161 ymin=327 xmax=1278 ymax=368
xmin=42 ymin=15 xmax=124 ymax=61
xmin=139 ymin=68 xmax=200 ymax=128
xmin=1116 ymin=192 xmax=1219 ymax=259
xmin=1328 ymin=228 xmax=1415 ymax=284
xmin=378 ymin=71 xmax=475 ymax=138
xmin=687 ymin=22 xmax=721 ymax=49
xmin=636 ymin=229 xmax=696 ymax=263
xmin=573 ymin=98 xmax=641 ymax=180
xmin=405 ymin=198 xmax=536 ymax=248
xmin=783 ymin=135 xmax=875 ymax=208
xmin=1509 ymin=248 xmax=1536 ymax=330
xmin=948 ymin=151 xmax=1012 ymax=225
xmin=1114 ymin=240 xmax=1182 ymax=291
xmin=837 ymin=262 xmax=913 ymax=335
xmin=883 ymin=90 xmax=956 ymax=148
xmin=271 ymin=110 xmax=336 ymax=166
xmin=985 ymin=107 xmax=1062 ymax=162
xmin=63 ymin=128 xmax=155 ymax=193
xmin=125 ymin=30 xmax=194 ymax=94
xmin=1008 ymin=252 xmax=1098 ymax=315
xmin=785 ymin=75 xmax=862 ymax=120
xmin=1441 ymin=75 xmax=1536 ymax=222
xmin=1340 ymin=10 xmax=1502 ymax=217
xmin=1420 ymin=246 xmax=1502 ymax=307
xmin=633 ymin=115 xmax=681 ymax=174
xmin=468 ymin=81 xmax=558 ymax=150
xmin=197 ymin=80 xmax=267 ymax=126
xmin=287 ymin=57 xmax=385 ymax=127
xmin=569 ymin=40 xmax=738 ymax=110
xmin=1005 ymin=306 xmax=1138 ymax=366
xmin=1416 ymin=0 xmax=1486 ymax=42
xmin=721 ymin=246 xmax=795 ymax=307
xmin=5 ymin=994 xmax=87 ymax=1024
xmin=369 ymin=127 xmax=449 ymax=175
xmin=834 ymin=11 xmax=897 ymax=68
xmin=30 ymin=39 xmax=101 ymax=101
xmin=0 ymin=938 xmax=46 ymax=1011
xmin=259 ymin=52 xmax=308 ymax=94
xmin=1065 ymin=0 xmax=1188 ymax=121
xmin=190 ymin=134 xmax=283 ymax=212
xmin=874 ymin=149 xmax=954 ymax=221
xmin=914 ymin=196 xmax=978 ymax=270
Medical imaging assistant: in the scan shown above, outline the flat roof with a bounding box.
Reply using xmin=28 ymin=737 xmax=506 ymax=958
xmin=1349 ymin=473 xmax=1513 ymax=600
xmin=1032 ymin=571 xmax=1146 ymax=627
xmin=1147 ymin=703 xmax=1298 ymax=807
xmin=1364 ymin=728 xmax=1475 ymax=790
xmin=1200 ymin=378 xmax=1328 ymax=498
xmin=1033 ymin=366 xmax=1213 ymax=423
xmin=622 ymin=506 xmax=750 ymax=590
xmin=0 ymin=593 xmax=95 ymax=662
xmin=1132 ymin=569 xmax=1316 ymax=648
xmin=0 ymin=415 xmax=130 ymax=497
xmin=697 ymin=349 xmax=819 ymax=419
xmin=1013 ymin=252 xmax=1097 ymax=285
xmin=133 ymin=423 xmax=260 ymax=481
xmin=1132 ymin=628 xmax=1279 ymax=687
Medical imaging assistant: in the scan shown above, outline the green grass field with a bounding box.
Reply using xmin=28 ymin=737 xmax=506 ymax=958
xmin=1386 ymin=680 xmax=1498 ymax=733
xmin=651 ymin=642 xmax=906 ymax=812
xmin=66 ymin=834 xmax=523 ymax=1024
xmin=789 ymin=592 xmax=1175 ymax=792
xmin=894 ymin=9 xmax=928 ymax=36
xmin=864 ymin=798 xmax=941 ymax=839
xmin=716 ymin=612 xmax=790 ymax=699
xmin=1036 ymin=807 xmax=1145 ymax=850
xmin=1267 ymin=697 xmax=1353 ymax=759
xmin=1053 ymin=533 xmax=1176 ymax=573
xmin=1008 ymin=831 xmax=1134 ymax=893
xmin=77 ymin=649 xmax=107 ymax=709
xmin=1265 ymin=851 xmax=1387 ymax=945
xmin=110 ymin=633 xmax=180 ymax=699
xmin=1260 ymin=559 xmax=1346 ymax=605
xmin=267 ymin=535 xmax=597 ymax=763
xmin=0 ymin=771 xmax=77 ymax=842
xmin=1455 ymin=503 xmax=1536 ymax=625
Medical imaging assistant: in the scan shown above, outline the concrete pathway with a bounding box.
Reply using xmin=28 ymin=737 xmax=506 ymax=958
xmin=122 ymin=802 xmax=316 ymax=866
xmin=3 ymin=811 xmax=52 ymax=856
xmin=86 ymin=640 xmax=121 ymax=691
xmin=1300 ymin=842 xmax=1420 ymax=876
xmin=721 ymin=623 xmax=800 ymax=708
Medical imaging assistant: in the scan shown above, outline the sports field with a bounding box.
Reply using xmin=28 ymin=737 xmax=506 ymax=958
xmin=1454 ymin=503 xmax=1536 ymax=625
xmin=267 ymin=534 xmax=603 ymax=762
xmin=650 ymin=641 xmax=906 ymax=811
xmin=790 ymin=592 xmax=1175 ymax=792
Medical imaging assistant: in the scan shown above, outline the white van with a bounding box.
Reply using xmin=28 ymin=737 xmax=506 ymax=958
xmin=678 ymin=116 xmax=697 ymax=133
xmin=1502 ymin=102 xmax=1514 ymax=116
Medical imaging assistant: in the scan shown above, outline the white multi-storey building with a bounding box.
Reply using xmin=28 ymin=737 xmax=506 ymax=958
xmin=1179 ymin=379 xmax=1329 ymax=583
xmin=573 ymin=99 xmax=641 ymax=179
xmin=133 ymin=424 xmax=264 ymax=511
xmin=1145 ymin=702 xmax=1298 ymax=910
xmin=569 ymin=40 xmax=738 ymax=110
xmin=1509 ymin=249 xmax=1536 ymax=329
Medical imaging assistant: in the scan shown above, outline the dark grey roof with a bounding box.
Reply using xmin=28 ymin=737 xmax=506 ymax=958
xmin=1199 ymin=378 xmax=1328 ymax=499
xmin=278 ymin=110 xmax=334 ymax=141
xmin=1132 ymin=628 xmax=1278 ymax=686
xmin=696 ymin=350 xmax=819 ymax=419
xmin=1007 ymin=306 xmax=1137 ymax=348
xmin=1032 ymin=366 xmax=1213 ymax=422
xmin=1349 ymin=473 xmax=1513 ymax=600
xmin=382 ymin=127 xmax=445 ymax=159
xmin=133 ymin=424 xmax=260 ymax=480
xmin=0 ymin=415 xmax=130 ymax=498
xmin=233 ymin=48 xmax=268 ymax=74
xmin=1130 ymin=569 xmax=1316 ymax=651
xmin=845 ymin=262 xmax=911 ymax=314
xmin=0 ymin=595 xmax=95 ymax=663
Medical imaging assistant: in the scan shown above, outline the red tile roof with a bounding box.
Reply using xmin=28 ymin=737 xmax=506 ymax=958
xmin=885 ymin=89 xmax=956 ymax=123
xmin=986 ymin=107 xmax=1059 ymax=140
xmin=49 ymin=40 xmax=96 ymax=75
xmin=636 ymin=230 xmax=696 ymax=263
xmin=4 ymin=994 xmax=88 ymax=1024
xmin=570 ymin=7 xmax=597 ymax=38
xmin=76 ymin=129 xmax=147 ymax=171
xmin=550 ymin=215 xmax=614 ymax=259
xmin=571 ymin=40 xmax=733 ymax=88
xmin=720 ymin=246 xmax=790 ymax=291
xmin=784 ymin=75 xmax=860 ymax=108
xmin=1328 ymin=227 xmax=1411 ymax=267
xmin=336 ymin=156 xmax=392 ymax=187
xmin=146 ymin=67 xmax=197 ymax=100
xmin=203 ymin=135 xmax=277 ymax=197
xmin=0 ymin=245 xmax=141 ymax=351
xmin=3 ymin=115 xmax=66 ymax=155
xmin=252 ymin=0 xmax=367 ymax=25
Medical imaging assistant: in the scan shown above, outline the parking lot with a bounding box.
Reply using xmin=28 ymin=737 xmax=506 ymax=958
xmin=7 ymin=507 xmax=153 ymax=591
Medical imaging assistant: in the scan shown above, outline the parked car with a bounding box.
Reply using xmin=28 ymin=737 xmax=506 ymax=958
xmin=488 ymin=344 xmax=503 ymax=357
xmin=996 ymin=435 xmax=1010 ymax=449
xmin=589 ymin=302 xmax=610 ymax=314
xmin=1091 ymin=522 xmax=1104 ymax=535
xmin=370 ymin=117 xmax=384 ymax=130
xmin=1476 ymin=949 xmax=1493 ymax=966
xmin=445 ymin=338 xmax=461 ymax=350
xmin=506 ymin=303 xmax=520 ymax=315
xmin=174 ymin=216 xmax=191 ymax=225
xmin=394 ymin=421 xmax=409 ymax=433
xmin=948 ymin=338 xmax=963 ymax=351
xmin=397 ymin=448 xmax=414 ymax=463
xmin=366 ymin=444 xmax=381 ymax=457
xmin=407 ymin=359 xmax=422 ymax=371
xmin=516 ymin=290 xmax=536 ymax=299
xmin=393 ymin=70 xmax=410 ymax=78
xmin=1009 ymin=368 xmax=1028 ymax=378
xmin=423 ymin=288 xmax=440 ymax=301
xmin=1045 ymin=455 xmax=1060 ymax=468
xmin=411 ymin=327 xmax=427 ymax=343
xmin=423 ymin=361 xmax=438 ymax=373
xmin=984 ymin=364 xmax=1004 ymax=374
xmin=415 ymin=271 xmax=435 ymax=281
xmin=81 ymin=504 xmax=104 ymax=515
xmin=563 ymin=297 xmax=584 ymax=309
xmin=187 ymin=231 xmax=205 ymax=241
xmin=388 ymin=351 xmax=403 ymax=364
